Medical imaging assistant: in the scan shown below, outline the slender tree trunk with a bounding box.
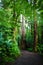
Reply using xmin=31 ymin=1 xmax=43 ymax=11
xmin=33 ymin=18 xmax=38 ymax=52
xmin=41 ymin=26 xmax=43 ymax=44
xmin=21 ymin=15 xmax=26 ymax=49
xmin=31 ymin=23 xmax=33 ymax=35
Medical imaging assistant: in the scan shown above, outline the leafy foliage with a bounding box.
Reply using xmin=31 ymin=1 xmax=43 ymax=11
xmin=0 ymin=8 xmax=20 ymax=63
xmin=0 ymin=0 xmax=43 ymax=64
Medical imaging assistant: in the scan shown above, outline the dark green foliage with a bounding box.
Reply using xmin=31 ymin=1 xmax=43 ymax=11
xmin=0 ymin=8 xmax=20 ymax=63
xmin=37 ymin=44 xmax=43 ymax=54
xmin=0 ymin=0 xmax=43 ymax=65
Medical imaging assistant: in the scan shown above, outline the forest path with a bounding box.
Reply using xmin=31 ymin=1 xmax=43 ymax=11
xmin=14 ymin=50 xmax=43 ymax=65
xmin=6 ymin=50 xmax=43 ymax=65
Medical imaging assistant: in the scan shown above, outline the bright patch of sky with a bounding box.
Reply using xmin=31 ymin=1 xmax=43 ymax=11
xmin=0 ymin=0 xmax=3 ymax=8
xmin=28 ymin=0 xmax=30 ymax=1
xmin=0 ymin=0 xmax=1 ymax=2
xmin=28 ymin=0 xmax=30 ymax=4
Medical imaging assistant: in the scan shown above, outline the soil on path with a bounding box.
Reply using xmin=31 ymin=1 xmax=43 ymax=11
xmin=1 ymin=50 xmax=43 ymax=65
xmin=14 ymin=50 xmax=43 ymax=65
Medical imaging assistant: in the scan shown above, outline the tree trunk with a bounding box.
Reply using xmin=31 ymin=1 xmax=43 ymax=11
xmin=41 ymin=26 xmax=43 ymax=44
xmin=20 ymin=15 xmax=26 ymax=49
xmin=33 ymin=20 xmax=38 ymax=52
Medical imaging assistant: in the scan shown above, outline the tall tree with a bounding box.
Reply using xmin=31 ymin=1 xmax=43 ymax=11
xmin=32 ymin=0 xmax=38 ymax=52
xmin=20 ymin=14 xmax=26 ymax=49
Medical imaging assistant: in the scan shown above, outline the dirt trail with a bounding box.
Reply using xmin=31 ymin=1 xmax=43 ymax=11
xmin=14 ymin=50 xmax=43 ymax=65
xmin=5 ymin=50 xmax=43 ymax=65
